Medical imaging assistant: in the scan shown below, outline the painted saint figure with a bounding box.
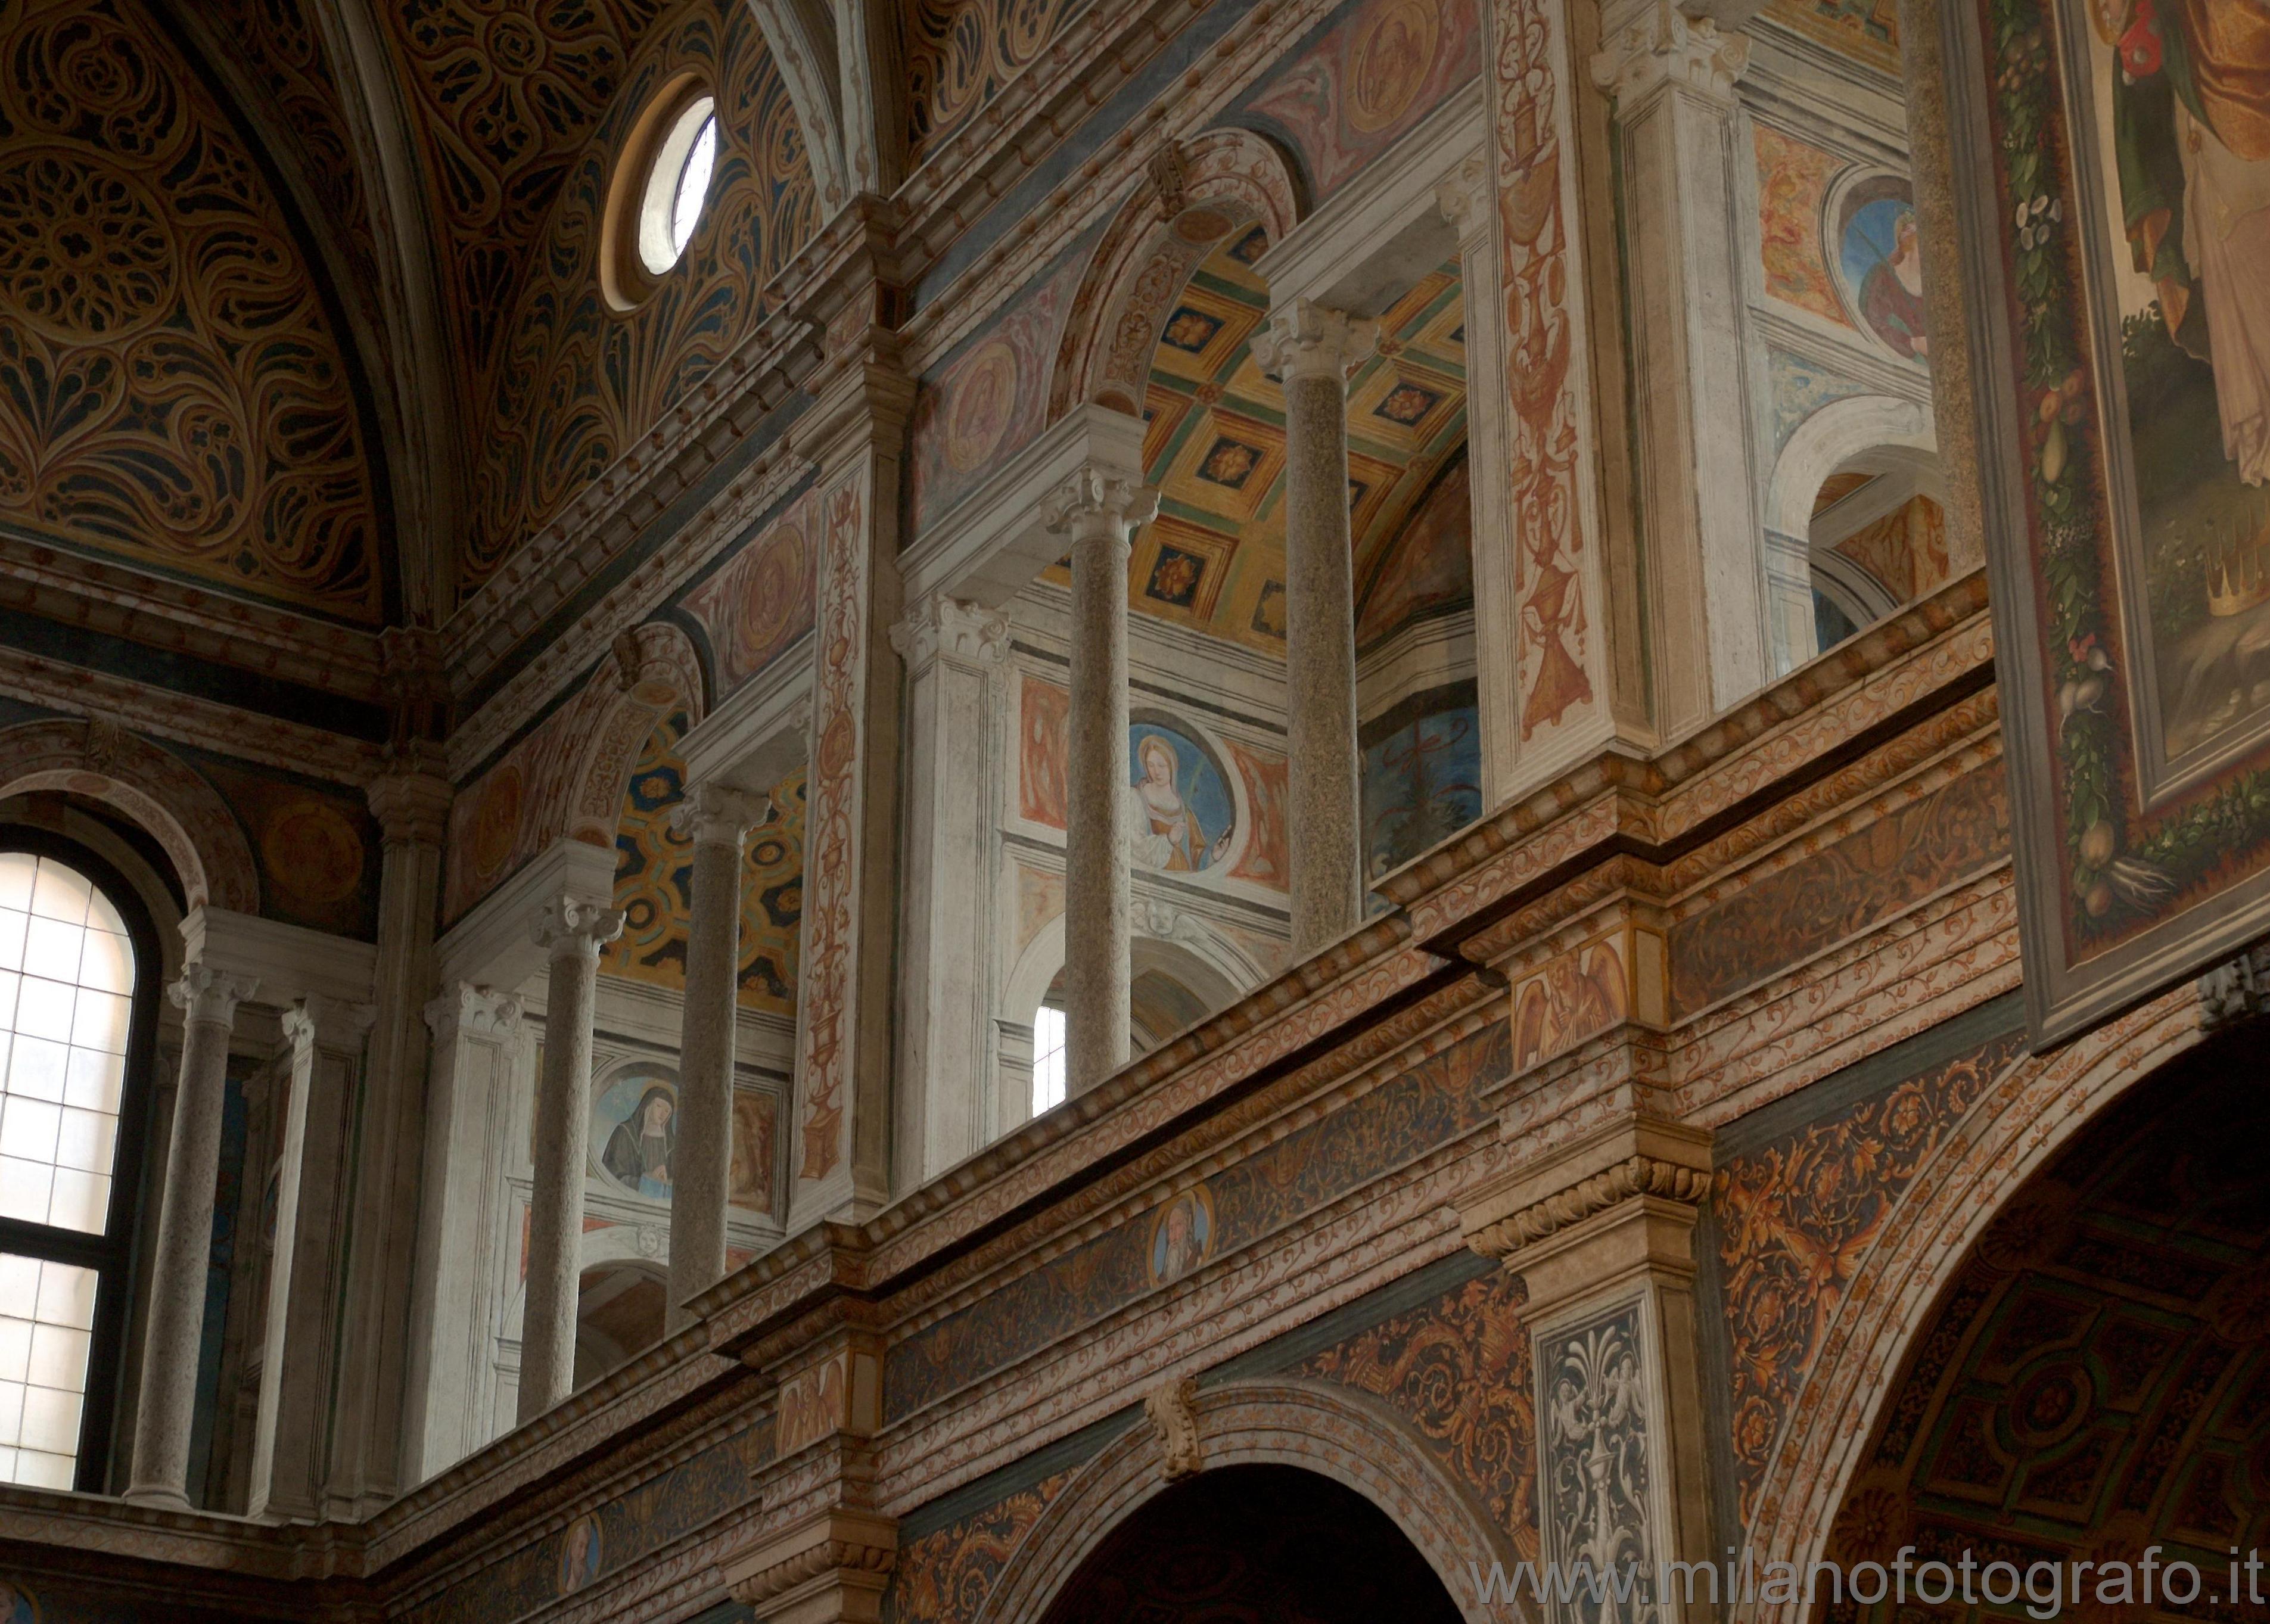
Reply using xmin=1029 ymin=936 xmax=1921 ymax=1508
xmin=1857 ymin=207 xmax=1930 ymax=360
xmin=602 ymin=1085 xmax=676 ymax=1200
xmin=1127 ymin=733 xmax=1229 ymax=871
xmin=2100 ymin=0 xmax=2270 ymax=483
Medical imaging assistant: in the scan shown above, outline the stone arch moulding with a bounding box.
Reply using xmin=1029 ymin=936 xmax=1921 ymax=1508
xmin=1048 ymin=129 xmax=1302 ymax=423
xmin=1736 ymin=988 xmax=2204 ymax=1623
xmin=1765 ymin=394 xmax=1937 ymax=540
xmin=972 ymin=1377 xmax=1528 ymax=1624
xmin=999 ymin=901 xmax=1267 ymax=1035
xmin=0 ymin=718 xmax=259 ymax=914
xmin=561 ymin=622 xmax=709 ymax=848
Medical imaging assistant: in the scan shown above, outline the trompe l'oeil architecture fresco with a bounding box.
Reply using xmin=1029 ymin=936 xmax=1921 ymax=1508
xmin=0 ymin=0 xmax=2266 ymax=1617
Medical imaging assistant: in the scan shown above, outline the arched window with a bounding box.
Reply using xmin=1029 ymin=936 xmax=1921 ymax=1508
xmin=0 ymin=839 xmax=159 ymax=1491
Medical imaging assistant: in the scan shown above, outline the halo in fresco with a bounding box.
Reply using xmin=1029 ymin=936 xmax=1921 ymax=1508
xmin=1125 ymin=717 xmax=1236 ymax=874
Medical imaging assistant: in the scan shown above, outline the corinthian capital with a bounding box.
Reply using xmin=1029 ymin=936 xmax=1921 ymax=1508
xmin=1251 ymin=300 xmax=1378 ymax=385
xmin=532 ymin=896 xmax=624 ymax=960
xmin=170 ymin=965 xmax=259 ymax=1026
xmin=670 ymin=783 xmax=772 ymax=850
xmin=1590 ymin=2 xmax=1749 ymax=104
xmin=890 ymin=594 xmax=1012 ymax=672
xmin=1043 ymin=466 xmax=1159 ymax=541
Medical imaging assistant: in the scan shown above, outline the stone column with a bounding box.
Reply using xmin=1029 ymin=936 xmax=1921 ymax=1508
xmin=1253 ymin=300 xmax=1376 ymax=954
xmin=518 ymin=898 xmax=623 ymax=1424
xmin=891 ymin=594 xmax=1010 ymax=1180
xmin=1046 ymin=467 xmax=1158 ymax=1091
xmin=402 ymin=985 xmax=523 ymax=1481
xmin=126 ymin=965 xmax=258 ymax=1509
xmin=668 ymin=783 xmax=767 ymax=1331
xmin=1592 ymin=1 xmax=1768 ymax=724
xmin=1461 ymin=1116 xmax=1717 ymax=1623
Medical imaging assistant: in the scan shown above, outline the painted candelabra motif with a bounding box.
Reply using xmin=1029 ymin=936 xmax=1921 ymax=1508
xmin=1539 ymin=1308 xmax=1658 ymax=1624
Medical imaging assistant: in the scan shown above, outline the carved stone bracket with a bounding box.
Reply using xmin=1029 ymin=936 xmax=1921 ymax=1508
xmin=2201 ymin=937 xmax=2270 ymax=1031
xmin=723 ymin=1507 xmax=899 ymax=1624
xmin=1469 ymin=1153 xmax=1710 ymax=1258
xmin=1143 ymin=1375 xmax=1202 ymax=1481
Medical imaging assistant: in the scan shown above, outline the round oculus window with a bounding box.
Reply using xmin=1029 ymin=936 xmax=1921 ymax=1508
xmin=636 ymin=96 xmax=717 ymax=276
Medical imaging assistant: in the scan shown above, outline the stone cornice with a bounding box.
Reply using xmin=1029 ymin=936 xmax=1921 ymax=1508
xmin=0 ymin=533 xmax=388 ymax=702
xmin=1467 ymin=1153 xmax=1711 ymax=1258
xmin=0 ymin=645 xmax=384 ymax=786
xmin=439 ymin=311 xmax=823 ymax=697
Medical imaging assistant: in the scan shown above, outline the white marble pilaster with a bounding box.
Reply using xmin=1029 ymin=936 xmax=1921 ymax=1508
xmin=891 ymin=594 xmax=1010 ymax=1176
xmin=1045 ymin=469 xmax=1158 ymax=1091
xmin=126 ymin=965 xmax=258 ymax=1509
xmin=1252 ymin=301 xmax=1377 ymax=954
xmin=402 ymin=985 xmax=523 ymax=1482
xmin=1593 ymin=1 xmax=1771 ymax=725
xmin=667 ymin=783 xmax=768 ymax=1330
xmin=518 ymin=898 xmax=623 ymax=1424
xmin=247 ymin=994 xmax=376 ymax=1522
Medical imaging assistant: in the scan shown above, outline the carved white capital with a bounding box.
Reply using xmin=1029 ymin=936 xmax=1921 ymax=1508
xmin=1043 ymin=466 xmax=1159 ymax=543
xmin=532 ymin=896 xmax=624 ymax=962
xmin=281 ymin=994 xmax=378 ymax=1054
xmin=1435 ymin=151 xmax=1492 ymax=249
xmin=1251 ymin=299 xmax=1378 ymax=385
xmin=423 ymin=983 xmax=524 ymax=1043
xmin=890 ymin=593 xmax=1012 ymax=673
xmin=365 ymin=767 xmax=453 ymax=848
xmin=669 ymin=782 xmax=771 ymax=850
xmin=1590 ymin=3 xmax=1749 ymax=104
xmin=170 ymin=965 xmax=258 ymax=1027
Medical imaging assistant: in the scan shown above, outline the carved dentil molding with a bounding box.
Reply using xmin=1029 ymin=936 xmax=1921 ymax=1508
xmin=890 ymin=594 xmax=1012 ymax=672
xmin=1469 ymin=1153 xmax=1711 ymax=1258
xmin=170 ymin=965 xmax=259 ymax=1027
xmin=1250 ymin=298 xmax=1379 ymax=385
xmin=1590 ymin=2 xmax=1750 ymax=104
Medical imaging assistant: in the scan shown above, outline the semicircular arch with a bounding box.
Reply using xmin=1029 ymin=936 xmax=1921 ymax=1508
xmin=0 ymin=720 xmax=259 ymax=914
xmin=975 ymin=1377 xmax=1526 ymax=1624
xmin=1737 ymin=988 xmax=2205 ymax=1619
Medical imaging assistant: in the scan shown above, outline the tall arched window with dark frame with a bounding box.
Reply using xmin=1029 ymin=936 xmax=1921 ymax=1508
xmin=0 ymin=835 xmax=161 ymax=1492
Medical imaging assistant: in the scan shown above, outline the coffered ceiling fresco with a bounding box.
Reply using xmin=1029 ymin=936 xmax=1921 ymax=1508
xmin=1044 ymin=231 xmax=1468 ymax=656
xmin=0 ymin=0 xmax=389 ymax=624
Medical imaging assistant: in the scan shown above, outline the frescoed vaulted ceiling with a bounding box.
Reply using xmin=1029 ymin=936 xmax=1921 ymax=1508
xmin=1827 ymin=1041 xmax=2270 ymax=1615
xmin=0 ymin=0 xmax=390 ymax=623
xmin=377 ymin=0 xmax=672 ymax=393
xmin=1045 ymin=231 xmax=1469 ymax=657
